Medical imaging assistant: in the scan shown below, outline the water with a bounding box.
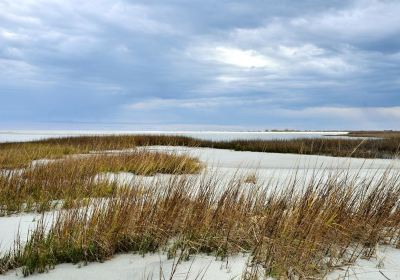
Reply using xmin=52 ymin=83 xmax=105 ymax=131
xmin=0 ymin=130 xmax=349 ymax=143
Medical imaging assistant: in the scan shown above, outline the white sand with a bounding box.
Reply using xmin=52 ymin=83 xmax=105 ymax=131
xmin=0 ymin=213 xmax=41 ymax=253
xmin=1 ymin=146 xmax=400 ymax=279
xmin=0 ymin=253 xmax=250 ymax=280
xmin=142 ymin=146 xmax=398 ymax=170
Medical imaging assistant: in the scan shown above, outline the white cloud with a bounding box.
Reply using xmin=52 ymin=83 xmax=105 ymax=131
xmin=277 ymin=44 xmax=325 ymax=58
xmin=299 ymin=0 xmax=400 ymax=41
xmin=0 ymin=58 xmax=49 ymax=87
xmin=0 ymin=0 xmax=173 ymax=89
xmin=232 ymin=0 xmax=400 ymax=45
xmin=183 ymin=1 xmax=394 ymax=94
xmin=276 ymin=44 xmax=357 ymax=74
xmin=0 ymin=30 xmax=22 ymax=41
xmin=186 ymin=41 xmax=357 ymax=94
xmin=213 ymin=47 xmax=278 ymax=69
xmin=186 ymin=45 xmax=280 ymax=70
xmin=103 ymin=2 xmax=174 ymax=34
xmin=127 ymin=96 xmax=278 ymax=110
xmin=127 ymin=97 xmax=222 ymax=110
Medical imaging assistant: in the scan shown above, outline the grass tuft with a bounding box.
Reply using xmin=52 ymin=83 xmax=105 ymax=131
xmin=0 ymin=151 xmax=201 ymax=215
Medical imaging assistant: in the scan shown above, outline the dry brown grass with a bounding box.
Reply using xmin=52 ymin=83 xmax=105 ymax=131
xmin=0 ymin=143 xmax=83 ymax=169
xmin=1 ymin=169 xmax=400 ymax=278
xmin=32 ymin=133 xmax=400 ymax=158
xmin=0 ymin=151 xmax=201 ymax=215
xmin=1 ymin=135 xmax=400 ymax=278
xmin=0 ymin=135 xmax=150 ymax=169
xmin=244 ymin=173 xmax=257 ymax=184
xmin=347 ymin=130 xmax=400 ymax=139
xmin=1 ymin=134 xmax=400 ymax=170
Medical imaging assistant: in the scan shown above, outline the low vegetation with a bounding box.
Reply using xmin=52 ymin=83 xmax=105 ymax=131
xmin=1 ymin=134 xmax=400 ymax=278
xmin=1 ymin=134 xmax=399 ymax=169
xmin=347 ymin=130 xmax=400 ymax=139
xmin=0 ymin=151 xmax=201 ymax=215
xmin=1 ymin=170 xmax=400 ymax=278
xmin=0 ymin=143 xmax=82 ymax=169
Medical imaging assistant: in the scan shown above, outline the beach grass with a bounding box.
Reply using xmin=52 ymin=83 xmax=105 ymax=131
xmin=1 ymin=135 xmax=400 ymax=278
xmin=1 ymin=170 xmax=400 ymax=278
xmin=0 ymin=151 xmax=201 ymax=215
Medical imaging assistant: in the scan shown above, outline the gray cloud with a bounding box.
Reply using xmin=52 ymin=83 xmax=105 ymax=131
xmin=0 ymin=0 xmax=399 ymax=130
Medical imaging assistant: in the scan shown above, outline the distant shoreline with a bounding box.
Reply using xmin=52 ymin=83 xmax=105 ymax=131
xmin=0 ymin=130 xmax=350 ymax=135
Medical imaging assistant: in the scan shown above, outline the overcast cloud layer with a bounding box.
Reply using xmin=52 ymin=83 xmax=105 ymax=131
xmin=1 ymin=0 xmax=399 ymax=130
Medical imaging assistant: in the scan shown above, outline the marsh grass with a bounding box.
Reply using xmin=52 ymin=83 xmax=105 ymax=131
xmin=0 ymin=151 xmax=201 ymax=215
xmin=1 ymin=135 xmax=399 ymax=169
xmin=2 ymin=169 xmax=400 ymax=278
xmin=244 ymin=173 xmax=257 ymax=184
xmin=1 ymin=135 xmax=400 ymax=278
xmin=0 ymin=135 xmax=151 ymax=169
xmin=29 ymin=134 xmax=400 ymax=158
xmin=0 ymin=143 xmax=83 ymax=169
xmin=347 ymin=130 xmax=400 ymax=139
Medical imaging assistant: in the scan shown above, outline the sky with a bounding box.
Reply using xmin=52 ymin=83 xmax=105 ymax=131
xmin=0 ymin=0 xmax=399 ymax=131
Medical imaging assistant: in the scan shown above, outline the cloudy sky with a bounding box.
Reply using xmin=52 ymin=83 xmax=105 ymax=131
xmin=1 ymin=0 xmax=399 ymax=130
